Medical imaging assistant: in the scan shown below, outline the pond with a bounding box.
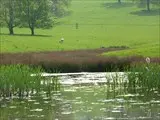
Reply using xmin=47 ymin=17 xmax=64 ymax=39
xmin=0 ymin=72 xmax=160 ymax=120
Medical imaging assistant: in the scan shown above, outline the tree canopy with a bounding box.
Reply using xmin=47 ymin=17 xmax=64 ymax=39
xmin=0 ymin=0 xmax=20 ymax=35
xmin=19 ymin=0 xmax=54 ymax=35
xmin=0 ymin=0 xmax=71 ymax=35
xmin=51 ymin=0 xmax=71 ymax=17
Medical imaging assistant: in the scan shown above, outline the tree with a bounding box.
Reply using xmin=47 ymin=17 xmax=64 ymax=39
xmin=118 ymin=0 xmax=121 ymax=4
xmin=139 ymin=0 xmax=151 ymax=11
xmin=0 ymin=0 xmax=71 ymax=35
xmin=51 ymin=0 xmax=71 ymax=17
xmin=0 ymin=0 xmax=20 ymax=35
xmin=138 ymin=0 xmax=160 ymax=11
xmin=19 ymin=0 xmax=53 ymax=35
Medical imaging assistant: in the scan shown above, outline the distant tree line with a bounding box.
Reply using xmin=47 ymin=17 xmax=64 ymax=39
xmin=138 ymin=0 xmax=160 ymax=11
xmin=117 ymin=0 xmax=159 ymax=11
xmin=0 ymin=0 xmax=71 ymax=35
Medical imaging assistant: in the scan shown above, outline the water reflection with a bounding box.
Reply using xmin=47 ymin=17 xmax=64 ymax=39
xmin=0 ymin=72 xmax=160 ymax=120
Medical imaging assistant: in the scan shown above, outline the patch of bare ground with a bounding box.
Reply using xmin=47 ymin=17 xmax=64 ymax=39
xmin=0 ymin=48 xmax=160 ymax=72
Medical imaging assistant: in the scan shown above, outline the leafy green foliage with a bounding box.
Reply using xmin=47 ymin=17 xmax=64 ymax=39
xmin=18 ymin=0 xmax=54 ymax=35
xmin=51 ymin=0 xmax=71 ymax=17
xmin=0 ymin=0 xmax=71 ymax=35
xmin=0 ymin=0 xmax=20 ymax=34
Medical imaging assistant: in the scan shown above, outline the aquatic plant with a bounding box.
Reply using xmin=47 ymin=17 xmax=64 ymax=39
xmin=0 ymin=65 xmax=60 ymax=98
xmin=104 ymin=58 xmax=160 ymax=100
xmin=127 ymin=62 xmax=160 ymax=97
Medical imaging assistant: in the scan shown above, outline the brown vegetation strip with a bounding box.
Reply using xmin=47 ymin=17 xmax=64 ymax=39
xmin=0 ymin=48 xmax=160 ymax=72
xmin=0 ymin=48 xmax=122 ymax=64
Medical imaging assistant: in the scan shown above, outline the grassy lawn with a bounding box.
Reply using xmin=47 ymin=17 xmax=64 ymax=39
xmin=0 ymin=0 xmax=159 ymax=57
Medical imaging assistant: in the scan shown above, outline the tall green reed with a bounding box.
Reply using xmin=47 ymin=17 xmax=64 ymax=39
xmin=0 ymin=65 xmax=60 ymax=98
xmin=127 ymin=63 xmax=160 ymax=96
xmin=105 ymin=61 xmax=160 ymax=100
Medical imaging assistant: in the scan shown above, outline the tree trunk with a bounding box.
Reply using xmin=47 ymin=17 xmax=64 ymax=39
xmin=147 ymin=0 xmax=150 ymax=11
xmin=8 ymin=0 xmax=14 ymax=35
xmin=9 ymin=27 xmax=14 ymax=35
xmin=30 ymin=27 xmax=35 ymax=35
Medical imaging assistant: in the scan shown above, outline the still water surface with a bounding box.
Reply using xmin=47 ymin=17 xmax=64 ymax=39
xmin=0 ymin=72 xmax=160 ymax=120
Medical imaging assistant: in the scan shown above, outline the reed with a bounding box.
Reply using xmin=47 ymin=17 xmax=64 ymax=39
xmin=0 ymin=65 xmax=60 ymax=98
xmin=105 ymin=62 xmax=160 ymax=100
xmin=127 ymin=63 xmax=160 ymax=96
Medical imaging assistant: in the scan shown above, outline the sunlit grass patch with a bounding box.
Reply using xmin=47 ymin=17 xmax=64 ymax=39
xmin=103 ymin=45 xmax=160 ymax=57
xmin=0 ymin=0 xmax=159 ymax=57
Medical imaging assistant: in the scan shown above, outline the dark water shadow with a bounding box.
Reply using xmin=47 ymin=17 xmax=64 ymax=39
xmin=0 ymin=33 xmax=52 ymax=37
xmin=102 ymin=2 xmax=134 ymax=9
xmin=130 ymin=9 xmax=160 ymax=16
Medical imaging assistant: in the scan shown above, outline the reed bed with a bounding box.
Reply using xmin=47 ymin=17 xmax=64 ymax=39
xmin=127 ymin=63 xmax=160 ymax=95
xmin=0 ymin=65 xmax=60 ymax=98
xmin=105 ymin=62 xmax=160 ymax=99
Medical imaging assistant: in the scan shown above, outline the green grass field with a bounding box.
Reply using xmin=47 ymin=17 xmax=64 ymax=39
xmin=0 ymin=0 xmax=159 ymax=57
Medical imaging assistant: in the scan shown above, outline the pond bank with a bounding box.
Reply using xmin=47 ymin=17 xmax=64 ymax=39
xmin=1 ymin=48 xmax=160 ymax=72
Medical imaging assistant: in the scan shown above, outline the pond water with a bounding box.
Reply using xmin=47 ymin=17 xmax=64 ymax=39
xmin=0 ymin=72 xmax=160 ymax=120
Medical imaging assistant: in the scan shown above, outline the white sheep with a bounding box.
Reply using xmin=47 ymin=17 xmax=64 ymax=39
xmin=59 ymin=37 xmax=64 ymax=43
xmin=146 ymin=57 xmax=150 ymax=64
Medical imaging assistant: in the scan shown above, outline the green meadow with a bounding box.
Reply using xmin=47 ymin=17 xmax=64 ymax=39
xmin=0 ymin=0 xmax=159 ymax=57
